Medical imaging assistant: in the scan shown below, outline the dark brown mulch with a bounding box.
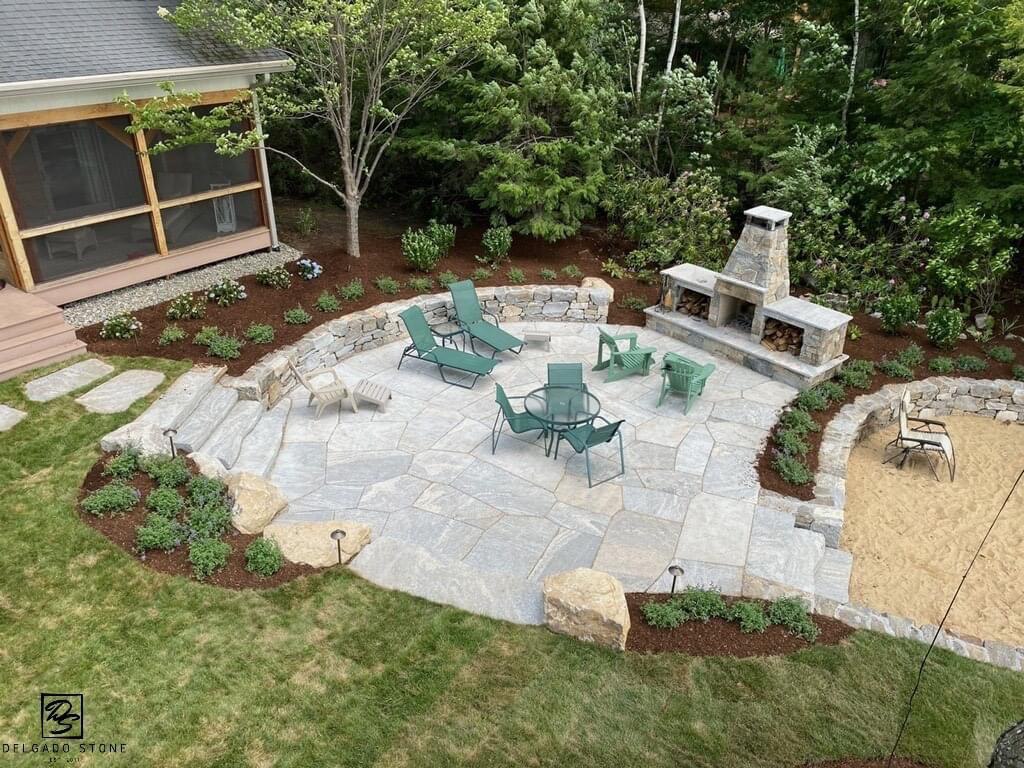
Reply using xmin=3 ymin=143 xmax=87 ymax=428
xmin=625 ymin=593 xmax=854 ymax=657
xmin=757 ymin=308 xmax=1024 ymax=500
xmin=81 ymin=202 xmax=659 ymax=376
xmin=801 ymin=760 xmax=937 ymax=768
xmin=78 ymin=453 xmax=318 ymax=589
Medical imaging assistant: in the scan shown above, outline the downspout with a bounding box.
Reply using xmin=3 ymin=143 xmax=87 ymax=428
xmin=251 ymin=80 xmax=280 ymax=250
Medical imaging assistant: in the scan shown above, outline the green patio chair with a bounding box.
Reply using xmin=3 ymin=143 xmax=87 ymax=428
xmin=657 ymin=352 xmax=715 ymax=412
xmin=449 ymin=280 xmax=524 ymax=357
xmin=593 ymin=328 xmax=657 ymax=382
xmin=491 ymin=384 xmax=547 ymax=454
xmin=553 ymin=416 xmax=626 ymax=487
xmin=547 ymin=362 xmax=586 ymax=390
xmin=398 ymin=306 xmax=497 ymax=389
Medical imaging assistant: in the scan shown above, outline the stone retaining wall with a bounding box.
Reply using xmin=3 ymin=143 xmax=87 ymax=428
xmin=223 ymin=280 xmax=613 ymax=404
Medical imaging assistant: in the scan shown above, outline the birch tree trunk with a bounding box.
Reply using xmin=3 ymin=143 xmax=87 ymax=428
xmin=841 ymin=0 xmax=860 ymax=134
xmin=635 ymin=0 xmax=647 ymax=99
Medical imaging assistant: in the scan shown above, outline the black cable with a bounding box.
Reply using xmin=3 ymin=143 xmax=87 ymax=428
xmin=886 ymin=466 xmax=1024 ymax=768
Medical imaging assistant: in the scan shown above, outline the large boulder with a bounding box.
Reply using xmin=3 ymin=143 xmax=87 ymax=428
xmin=188 ymin=451 xmax=228 ymax=481
xmin=262 ymin=521 xmax=372 ymax=567
xmin=226 ymin=472 xmax=287 ymax=535
xmin=100 ymin=422 xmax=169 ymax=457
xmin=543 ymin=568 xmax=630 ymax=651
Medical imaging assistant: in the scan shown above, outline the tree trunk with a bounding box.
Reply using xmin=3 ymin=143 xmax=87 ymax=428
xmin=841 ymin=0 xmax=860 ymax=135
xmin=714 ymin=32 xmax=734 ymax=114
xmin=344 ymin=196 xmax=361 ymax=259
xmin=635 ymin=0 xmax=647 ymax=100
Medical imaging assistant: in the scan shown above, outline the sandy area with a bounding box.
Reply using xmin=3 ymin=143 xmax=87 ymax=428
xmin=842 ymin=415 xmax=1024 ymax=646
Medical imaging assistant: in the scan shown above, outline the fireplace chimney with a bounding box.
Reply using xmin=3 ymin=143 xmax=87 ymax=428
xmin=721 ymin=206 xmax=792 ymax=303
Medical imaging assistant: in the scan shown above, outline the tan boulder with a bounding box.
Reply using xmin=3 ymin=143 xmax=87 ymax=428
xmin=188 ymin=451 xmax=227 ymax=481
xmin=226 ymin=472 xmax=287 ymax=534
xmin=262 ymin=521 xmax=372 ymax=568
xmin=543 ymin=568 xmax=630 ymax=651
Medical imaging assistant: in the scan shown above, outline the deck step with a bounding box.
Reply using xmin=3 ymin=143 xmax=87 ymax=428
xmin=0 ymin=339 xmax=87 ymax=382
xmin=0 ymin=286 xmax=86 ymax=382
xmin=197 ymin=399 xmax=263 ymax=469
xmin=0 ymin=324 xmax=81 ymax=364
xmin=176 ymin=386 xmax=239 ymax=454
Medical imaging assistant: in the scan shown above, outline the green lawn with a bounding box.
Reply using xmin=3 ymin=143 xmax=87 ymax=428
xmin=0 ymin=357 xmax=1021 ymax=767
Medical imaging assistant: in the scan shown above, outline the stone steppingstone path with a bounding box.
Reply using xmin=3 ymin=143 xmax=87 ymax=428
xmin=24 ymin=358 xmax=113 ymax=402
xmin=0 ymin=403 xmax=26 ymax=431
xmin=75 ymin=370 xmax=165 ymax=414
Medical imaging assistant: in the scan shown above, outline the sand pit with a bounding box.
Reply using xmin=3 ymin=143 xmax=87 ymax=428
xmin=842 ymin=415 xmax=1024 ymax=646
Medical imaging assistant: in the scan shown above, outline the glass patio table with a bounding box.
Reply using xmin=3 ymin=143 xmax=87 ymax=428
xmin=524 ymin=385 xmax=601 ymax=457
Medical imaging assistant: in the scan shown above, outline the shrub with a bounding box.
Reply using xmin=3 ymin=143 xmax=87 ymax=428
xmin=878 ymin=358 xmax=914 ymax=379
xmin=437 ymin=270 xmax=460 ymax=288
xmin=767 ymin=596 xmax=819 ymax=642
xmin=775 ymin=427 xmax=810 ymax=457
xmin=100 ymin=313 xmax=142 ymax=340
xmin=402 ymin=228 xmax=443 ymax=272
xmin=988 ymin=345 xmax=1016 ymax=364
xmin=641 ymin=599 xmax=686 ymax=629
xmin=506 ymin=267 xmax=526 ymax=285
xmin=245 ymin=538 xmax=284 ymax=577
xmin=794 ymin=388 xmax=828 ymax=412
xmin=729 ymin=601 xmax=769 ymax=634
xmin=82 ymin=482 xmax=139 ymax=517
xmin=136 ymin=513 xmax=185 ymax=553
xmin=1014 ymin=364 xmax=1024 ymax=381
xmin=103 ymin=447 xmax=140 ymax=480
xmin=838 ymin=359 xmax=874 ymax=389
xmin=295 ymin=206 xmax=317 ymax=236
xmin=373 ymin=276 xmax=401 ymax=295
xmin=954 ymin=354 xmax=987 ymax=373
xmin=188 ymin=475 xmax=225 ymax=507
xmin=928 ymin=356 xmax=955 ymax=374
xmin=675 ymin=587 xmax=729 ymax=622
xmin=815 ymin=381 xmax=846 ymax=404
xmin=471 ymin=267 xmax=492 ymax=282
xmin=157 ymin=324 xmax=187 ymax=347
xmin=255 ymin=265 xmax=292 ymax=289
xmin=283 ymin=306 xmax=312 ymax=325
xmin=780 ymin=409 xmax=819 ymax=436
xmin=878 ymin=292 xmax=920 ymax=334
xmin=207 ymin=333 xmax=244 ymax=359
xmin=896 ymin=343 xmax=925 ymax=369
xmin=539 ymin=268 xmax=557 ymax=281
xmin=636 ymin=270 xmax=657 ymax=285
xmin=187 ymin=501 xmax=232 ymax=539
xmin=193 ymin=325 xmax=221 ymax=347
xmin=620 ymin=294 xmax=647 ymax=311
xmin=207 ymin=279 xmax=247 ymax=306
xmin=295 ymin=258 xmax=323 ymax=280
xmin=561 ymin=264 xmax=583 ymax=280
xmin=426 ymin=219 xmax=456 ymax=256
xmin=407 ymin=277 xmax=434 ymax=293
xmin=166 ymin=292 xmax=205 ymax=320
xmin=926 ymin=306 xmax=964 ymax=349
xmin=313 ymin=291 xmax=340 ymax=312
xmin=481 ymin=225 xmax=512 ymax=267
xmin=140 ymin=455 xmax=190 ymax=488
xmin=146 ymin=486 xmax=184 ymax=519
xmin=847 ymin=323 xmax=862 ymax=341
xmin=773 ymin=454 xmax=813 ymax=485
xmin=601 ymin=259 xmax=626 ymax=279
xmin=189 ymin=537 xmax=230 ymax=581
xmin=244 ymin=323 xmax=274 ymax=344
xmin=337 ymin=278 xmax=365 ymax=301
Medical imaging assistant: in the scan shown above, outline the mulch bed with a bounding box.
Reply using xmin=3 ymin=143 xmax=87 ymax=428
xmin=801 ymin=760 xmax=936 ymax=767
xmin=81 ymin=202 xmax=658 ymax=376
xmin=757 ymin=309 xmax=1024 ymax=500
xmin=78 ymin=453 xmax=317 ymax=589
xmin=625 ymin=593 xmax=853 ymax=657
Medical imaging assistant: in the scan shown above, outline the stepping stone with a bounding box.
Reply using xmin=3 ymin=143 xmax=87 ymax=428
xmin=233 ymin=399 xmax=291 ymax=476
xmin=0 ymin=404 xmax=26 ymax=432
xmin=200 ymin=400 xmax=262 ymax=468
xmin=25 ymin=358 xmax=113 ymax=402
xmin=175 ymin=386 xmax=239 ymax=453
xmin=129 ymin=366 xmax=224 ymax=430
xmin=74 ymin=370 xmax=165 ymax=414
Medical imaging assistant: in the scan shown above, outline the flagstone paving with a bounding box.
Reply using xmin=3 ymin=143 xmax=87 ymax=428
xmin=74 ymin=370 xmax=165 ymax=414
xmin=0 ymin=403 xmax=26 ymax=431
xmin=24 ymin=358 xmax=113 ymax=402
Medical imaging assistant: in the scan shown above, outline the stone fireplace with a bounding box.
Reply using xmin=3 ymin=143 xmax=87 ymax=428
xmin=647 ymin=206 xmax=852 ymax=389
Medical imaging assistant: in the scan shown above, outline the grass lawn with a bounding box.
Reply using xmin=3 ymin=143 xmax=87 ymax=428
xmin=1 ymin=357 xmax=1021 ymax=767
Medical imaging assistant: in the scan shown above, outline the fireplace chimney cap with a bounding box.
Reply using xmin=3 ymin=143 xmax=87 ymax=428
xmin=744 ymin=205 xmax=791 ymax=230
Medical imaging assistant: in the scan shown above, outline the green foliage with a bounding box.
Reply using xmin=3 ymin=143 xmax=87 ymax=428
xmin=426 ymin=219 xmax=456 ymax=256
xmin=1013 ymin=365 xmax=1024 ymax=381
xmin=929 ymin=356 xmax=956 ymax=374
xmin=193 ymin=325 xmax=221 ymax=347
xmin=506 ymin=267 xmax=526 ymax=285
xmin=775 ymin=428 xmax=810 ymax=458
xmin=166 ymin=292 xmax=205 ymax=320
xmin=767 ymin=597 xmax=819 ymax=642
xmin=675 ymin=588 xmax=729 ymax=622
xmin=480 ymin=225 xmax=512 ymax=267
xmin=780 ymin=408 xmax=819 ymax=436
xmin=927 ymin=306 xmax=965 ymax=349
xmin=207 ymin=333 xmax=244 ymax=359
xmin=561 ymin=265 xmax=583 ymax=281
xmin=815 ymin=381 xmax=846 ymax=404
xmin=878 ymin=358 xmax=914 ymax=380
xmin=878 ymin=292 xmax=921 ymax=334
xmin=402 ymin=227 xmax=444 ymax=272
xmin=314 ymin=291 xmax=340 ymax=312
xmin=245 ymin=323 xmax=275 ymax=344
xmin=295 ymin=259 xmax=323 ymax=280
xmin=729 ymin=601 xmax=769 ymax=634
xmin=157 ymin=324 xmax=187 ymax=347
xmin=245 ymin=538 xmax=284 ymax=577
xmin=187 ymin=501 xmax=232 ymax=540
xmin=641 ymin=600 xmax=686 ymax=629
xmin=896 ymin=343 xmax=925 ymax=369
xmin=373 ymin=276 xmax=401 ymax=295
xmin=146 ymin=486 xmax=184 ymax=519
xmin=954 ymin=354 xmax=988 ymax=373
xmin=136 ymin=513 xmax=186 ymax=553
xmin=620 ymin=294 xmax=647 ymax=312
xmin=539 ymin=268 xmax=557 ymax=281
xmin=847 ymin=323 xmax=863 ymax=341
xmin=988 ymin=345 xmax=1016 ymax=364
xmin=471 ymin=267 xmax=492 ymax=282
xmin=437 ymin=270 xmax=460 ymax=288
xmin=337 ymin=279 xmax=365 ymax=301
xmin=188 ymin=537 xmax=230 ymax=581
xmin=283 ymin=306 xmax=313 ymax=324
xmin=255 ymin=265 xmax=292 ymax=289
xmin=100 ymin=313 xmax=142 ymax=340
xmin=295 ymin=206 xmax=317 ymax=236
xmin=103 ymin=448 xmax=140 ymax=481
xmin=188 ymin=475 xmax=225 ymax=507
xmin=406 ymin=277 xmax=434 ymax=293
xmin=81 ymin=482 xmax=139 ymax=517
xmin=601 ymin=259 xmax=626 ymax=279
xmin=794 ymin=389 xmax=828 ymax=412
xmin=773 ymin=454 xmax=813 ymax=486
xmin=838 ymin=359 xmax=875 ymax=389
xmin=141 ymin=455 xmax=191 ymax=488
xmin=207 ymin=279 xmax=247 ymax=306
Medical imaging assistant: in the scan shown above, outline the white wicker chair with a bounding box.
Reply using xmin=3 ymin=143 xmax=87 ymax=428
xmin=883 ymin=389 xmax=956 ymax=481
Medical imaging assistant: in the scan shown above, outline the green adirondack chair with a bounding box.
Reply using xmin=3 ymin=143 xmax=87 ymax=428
xmin=491 ymin=384 xmax=547 ymax=453
xmin=449 ymin=280 xmax=524 ymax=357
xmin=593 ymin=328 xmax=657 ymax=382
xmin=658 ymin=352 xmax=715 ymax=412
xmin=553 ymin=416 xmax=626 ymax=487
xmin=398 ymin=306 xmax=497 ymax=389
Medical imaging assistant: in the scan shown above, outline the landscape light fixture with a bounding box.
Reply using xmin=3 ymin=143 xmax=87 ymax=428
xmin=668 ymin=565 xmax=685 ymax=594
xmin=330 ymin=528 xmax=347 ymax=565
xmin=163 ymin=427 xmax=177 ymax=457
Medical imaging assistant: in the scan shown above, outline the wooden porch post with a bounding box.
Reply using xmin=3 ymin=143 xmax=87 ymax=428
xmin=0 ymin=163 xmax=33 ymax=290
xmin=134 ymin=127 xmax=168 ymax=256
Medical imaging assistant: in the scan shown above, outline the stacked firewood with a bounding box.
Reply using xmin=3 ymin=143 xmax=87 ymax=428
xmin=678 ymin=290 xmax=710 ymax=320
xmin=761 ymin=318 xmax=803 ymax=355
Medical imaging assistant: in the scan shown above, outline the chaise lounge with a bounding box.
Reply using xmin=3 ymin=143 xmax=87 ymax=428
xmin=398 ymin=306 xmax=498 ymax=389
xmin=449 ymin=280 xmax=525 ymax=358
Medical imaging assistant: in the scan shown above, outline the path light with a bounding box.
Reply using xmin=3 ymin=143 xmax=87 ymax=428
xmin=163 ymin=427 xmax=177 ymax=457
xmin=330 ymin=528 xmax=347 ymax=565
xmin=668 ymin=565 xmax=685 ymax=595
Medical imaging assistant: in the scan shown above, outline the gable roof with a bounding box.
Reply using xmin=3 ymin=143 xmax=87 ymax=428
xmin=0 ymin=0 xmax=292 ymax=95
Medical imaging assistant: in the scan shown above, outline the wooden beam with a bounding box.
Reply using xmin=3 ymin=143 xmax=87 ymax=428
xmin=18 ymin=204 xmax=152 ymax=239
xmin=0 ymin=165 xmax=33 ymax=290
xmin=4 ymin=129 xmax=28 ymax=160
xmin=96 ymin=118 xmax=135 ymax=150
xmin=133 ymin=128 xmax=168 ymax=256
xmin=158 ymin=180 xmax=263 ymax=209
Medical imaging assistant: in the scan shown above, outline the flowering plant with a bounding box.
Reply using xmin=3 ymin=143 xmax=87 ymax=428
xmin=295 ymin=259 xmax=323 ymax=280
xmin=100 ymin=313 xmax=142 ymax=340
xmin=207 ymin=279 xmax=247 ymax=306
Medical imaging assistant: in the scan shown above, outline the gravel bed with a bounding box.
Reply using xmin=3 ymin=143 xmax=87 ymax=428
xmin=62 ymin=244 xmax=302 ymax=328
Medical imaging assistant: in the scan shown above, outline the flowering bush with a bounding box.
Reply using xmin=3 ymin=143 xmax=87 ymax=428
xmin=480 ymin=225 xmax=512 ymax=267
xmin=100 ymin=313 xmax=142 ymax=340
xmin=295 ymin=258 xmax=323 ymax=280
xmin=926 ymin=305 xmax=964 ymax=349
xmin=877 ymin=292 xmax=920 ymax=334
xmin=207 ymin=279 xmax=247 ymax=306
xmin=166 ymin=292 xmax=205 ymax=320
xmin=255 ymin=265 xmax=292 ymax=289
xmin=402 ymin=228 xmax=443 ymax=272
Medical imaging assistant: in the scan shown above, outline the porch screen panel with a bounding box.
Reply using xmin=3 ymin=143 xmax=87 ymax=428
xmin=150 ymin=113 xmax=258 ymax=201
xmin=21 ymin=214 xmax=156 ymax=284
xmin=163 ymin=190 xmax=263 ymax=250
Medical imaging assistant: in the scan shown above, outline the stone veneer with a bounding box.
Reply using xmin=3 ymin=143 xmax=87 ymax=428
xmin=222 ymin=280 xmax=613 ymax=405
xmin=804 ymin=376 xmax=1024 ymax=671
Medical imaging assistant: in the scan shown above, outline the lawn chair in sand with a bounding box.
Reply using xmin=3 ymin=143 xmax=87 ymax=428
xmin=288 ymin=361 xmax=391 ymax=419
xmin=883 ymin=388 xmax=956 ymax=481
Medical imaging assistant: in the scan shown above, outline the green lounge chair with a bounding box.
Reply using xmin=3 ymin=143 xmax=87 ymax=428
xmin=553 ymin=416 xmax=626 ymax=487
xmin=398 ymin=306 xmax=497 ymax=389
xmin=491 ymin=384 xmax=547 ymax=453
xmin=593 ymin=328 xmax=657 ymax=382
xmin=657 ymin=352 xmax=715 ymax=412
xmin=449 ymin=280 xmax=524 ymax=357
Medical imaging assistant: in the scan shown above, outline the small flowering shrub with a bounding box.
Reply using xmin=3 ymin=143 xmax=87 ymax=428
xmin=166 ymin=292 xmax=205 ymax=320
xmin=926 ymin=305 xmax=964 ymax=349
xmin=188 ymin=537 xmax=230 ymax=581
xmin=1013 ymin=364 xmax=1024 ymax=381
xmin=896 ymin=343 xmax=925 ymax=369
xmin=426 ymin=219 xmax=456 ymax=256
xmin=255 ymin=265 xmax=292 ymax=289
xmin=141 ymin=455 xmax=191 ymax=488
xmin=780 ymin=408 xmax=818 ymax=435
xmin=313 ymin=291 xmax=340 ymax=312
xmin=207 ymin=279 xmax=247 ymax=306
xmin=928 ymin=356 xmax=955 ymax=374
xmin=188 ymin=475 xmax=225 ymax=507
xmin=157 ymin=324 xmax=187 ymax=347
xmin=103 ymin=447 xmax=140 ymax=480
xmin=82 ymin=482 xmax=139 ymax=517
xmin=245 ymin=538 xmax=284 ymax=577
xmin=136 ymin=514 xmax=186 ymax=553
xmin=471 ymin=267 xmax=492 ymax=281
xmin=193 ymin=325 xmax=221 ymax=347
xmin=773 ymin=454 xmax=813 ymax=485
xmin=480 ymin=225 xmax=512 ymax=267
xmin=100 ymin=313 xmax=142 ymax=340
xmin=767 ymin=597 xmax=819 ymax=642
xmin=437 ymin=270 xmax=460 ymax=287
xmin=207 ymin=333 xmax=244 ymax=359
xmin=878 ymin=358 xmax=914 ymax=379
xmin=838 ymin=359 xmax=874 ymax=389
xmin=146 ymin=486 xmax=184 ymax=518
xmin=729 ymin=601 xmax=769 ymax=634
xmin=244 ymin=323 xmax=275 ymax=344
xmin=402 ymin=228 xmax=443 ymax=272
xmin=295 ymin=258 xmax=323 ymax=280
xmin=620 ymin=294 xmax=647 ymax=311
xmin=337 ymin=279 xmax=365 ymax=301
xmin=283 ymin=305 xmax=312 ymax=324
xmin=187 ymin=501 xmax=232 ymax=539
xmin=373 ymin=276 xmax=401 ymax=295
xmin=877 ymin=292 xmax=920 ymax=334
xmin=954 ymin=354 xmax=987 ymax=373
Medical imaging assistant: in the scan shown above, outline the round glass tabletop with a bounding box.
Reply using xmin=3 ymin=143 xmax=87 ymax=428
xmin=524 ymin=385 xmax=601 ymax=429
